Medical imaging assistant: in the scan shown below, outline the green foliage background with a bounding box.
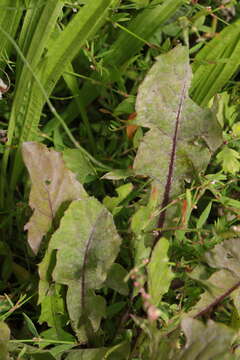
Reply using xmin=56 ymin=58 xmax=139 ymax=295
xmin=0 ymin=0 xmax=240 ymax=359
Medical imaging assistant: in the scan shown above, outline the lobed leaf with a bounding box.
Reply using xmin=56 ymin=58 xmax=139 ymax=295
xmin=22 ymin=142 xmax=87 ymax=253
xmin=216 ymin=147 xmax=240 ymax=174
xmin=38 ymin=284 xmax=72 ymax=341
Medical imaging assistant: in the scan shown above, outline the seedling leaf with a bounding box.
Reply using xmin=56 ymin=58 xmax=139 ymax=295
xmin=216 ymin=147 xmax=240 ymax=174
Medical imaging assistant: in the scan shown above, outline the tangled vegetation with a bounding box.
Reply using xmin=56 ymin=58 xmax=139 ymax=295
xmin=0 ymin=0 xmax=240 ymax=359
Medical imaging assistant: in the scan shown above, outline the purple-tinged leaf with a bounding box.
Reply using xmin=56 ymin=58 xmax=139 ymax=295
xmin=39 ymin=198 xmax=121 ymax=343
xmin=133 ymin=46 xmax=222 ymax=245
xmin=22 ymin=142 xmax=87 ymax=253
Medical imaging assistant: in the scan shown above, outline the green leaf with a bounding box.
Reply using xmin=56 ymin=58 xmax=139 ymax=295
xmin=133 ymin=45 xmax=222 ymax=234
xmin=147 ymin=237 xmax=174 ymax=306
xmin=178 ymin=318 xmax=235 ymax=360
xmin=63 ymin=149 xmax=96 ymax=184
xmin=0 ymin=321 xmax=10 ymax=360
xmin=131 ymin=186 xmax=159 ymax=265
xmin=191 ymin=19 xmax=240 ymax=106
xmin=101 ymin=168 xmax=134 ymax=180
xmin=78 ymin=0 xmax=186 ymax=110
xmin=0 ymin=0 xmax=23 ymax=69
xmin=103 ymin=183 xmax=133 ymax=215
xmin=65 ymin=348 xmax=108 ymax=360
xmin=216 ymin=146 xmax=240 ymax=174
xmin=105 ymin=0 xmax=186 ymax=68
xmin=232 ymin=122 xmax=240 ymax=137
xmin=43 ymin=0 xmax=117 ymax=95
xmin=25 ymin=352 xmax=56 ymax=360
xmin=38 ymin=284 xmax=73 ymax=341
xmin=128 ymin=0 xmax=150 ymax=9
xmin=3 ymin=0 xmax=117 ymax=201
xmin=104 ymin=263 xmax=129 ymax=296
xmin=1 ymin=0 xmax=64 ymax=202
xmin=23 ymin=313 xmax=39 ymax=338
xmin=187 ymin=238 xmax=240 ymax=318
xmin=196 ymin=202 xmax=212 ymax=229
xmin=65 ymin=341 xmax=130 ymax=360
xmin=0 ymin=322 xmax=10 ymax=360
xmin=22 ymin=142 xmax=87 ymax=253
xmin=39 ymin=198 xmax=121 ymax=342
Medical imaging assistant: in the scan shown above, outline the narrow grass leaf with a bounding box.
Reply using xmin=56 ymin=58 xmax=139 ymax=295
xmin=0 ymin=0 xmax=23 ymax=68
xmin=3 ymin=0 xmax=116 ymax=201
xmin=43 ymin=0 xmax=117 ymax=95
xmin=105 ymin=0 xmax=187 ymax=67
xmin=191 ymin=19 xmax=240 ymax=106
xmin=78 ymin=0 xmax=186 ymax=110
xmin=22 ymin=313 xmax=39 ymax=338
xmin=196 ymin=202 xmax=212 ymax=229
xmin=1 ymin=0 xmax=64 ymax=205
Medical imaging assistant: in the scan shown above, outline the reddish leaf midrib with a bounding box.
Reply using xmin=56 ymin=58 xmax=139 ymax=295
xmin=154 ymin=78 xmax=188 ymax=248
xmin=81 ymin=209 xmax=105 ymax=312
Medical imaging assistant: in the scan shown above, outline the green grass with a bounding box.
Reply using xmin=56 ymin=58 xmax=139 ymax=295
xmin=0 ymin=0 xmax=240 ymax=359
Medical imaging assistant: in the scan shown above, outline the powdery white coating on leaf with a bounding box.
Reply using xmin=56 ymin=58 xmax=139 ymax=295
xmin=39 ymin=198 xmax=122 ymax=342
xmin=179 ymin=318 xmax=234 ymax=360
xmin=22 ymin=142 xmax=87 ymax=253
xmin=133 ymin=46 xmax=222 ymax=229
xmin=186 ymin=238 xmax=240 ymax=318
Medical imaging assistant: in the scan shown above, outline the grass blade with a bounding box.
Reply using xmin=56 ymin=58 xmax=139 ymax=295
xmin=191 ymin=19 xmax=240 ymax=106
